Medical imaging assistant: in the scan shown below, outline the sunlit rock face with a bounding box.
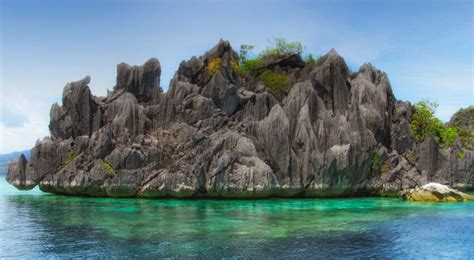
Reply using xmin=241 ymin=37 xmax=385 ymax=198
xmin=402 ymin=183 xmax=474 ymax=202
xmin=6 ymin=40 xmax=473 ymax=198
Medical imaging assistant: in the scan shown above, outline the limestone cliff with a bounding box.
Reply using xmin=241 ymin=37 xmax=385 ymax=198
xmin=6 ymin=40 xmax=473 ymax=198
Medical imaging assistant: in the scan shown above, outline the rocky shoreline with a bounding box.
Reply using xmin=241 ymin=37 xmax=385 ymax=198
xmin=6 ymin=40 xmax=473 ymax=198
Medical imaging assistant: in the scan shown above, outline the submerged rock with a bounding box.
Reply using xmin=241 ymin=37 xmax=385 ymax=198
xmin=402 ymin=183 xmax=474 ymax=202
xmin=6 ymin=40 xmax=474 ymax=198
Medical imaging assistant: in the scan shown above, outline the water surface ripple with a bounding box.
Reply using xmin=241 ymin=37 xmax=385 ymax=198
xmin=0 ymin=177 xmax=473 ymax=258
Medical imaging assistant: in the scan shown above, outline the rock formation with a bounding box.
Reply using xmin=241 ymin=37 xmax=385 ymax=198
xmin=402 ymin=183 xmax=474 ymax=202
xmin=6 ymin=40 xmax=474 ymax=198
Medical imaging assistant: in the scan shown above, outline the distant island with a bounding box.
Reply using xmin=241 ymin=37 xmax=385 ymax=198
xmin=6 ymin=39 xmax=473 ymax=199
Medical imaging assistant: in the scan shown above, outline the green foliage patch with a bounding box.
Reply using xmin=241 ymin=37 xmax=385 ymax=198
xmin=411 ymin=100 xmax=458 ymax=147
xmin=100 ymin=159 xmax=117 ymax=177
xmin=232 ymin=38 xmax=319 ymax=94
xmin=259 ymin=38 xmax=303 ymax=59
xmin=448 ymin=106 xmax=474 ymax=150
xmin=258 ymin=71 xmax=291 ymax=94
xmin=242 ymin=59 xmax=265 ymax=72
xmin=304 ymin=54 xmax=320 ymax=64
xmin=60 ymin=151 xmax=77 ymax=167
xmin=238 ymin=44 xmax=254 ymax=65
xmin=371 ymin=151 xmax=382 ymax=174
xmin=207 ymin=57 xmax=222 ymax=76
xmin=456 ymin=127 xmax=474 ymax=150
xmin=406 ymin=150 xmax=416 ymax=161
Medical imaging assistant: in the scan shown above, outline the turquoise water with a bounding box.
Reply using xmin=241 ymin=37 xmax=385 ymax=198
xmin=0 ymin=175 xmax=473 ymax=258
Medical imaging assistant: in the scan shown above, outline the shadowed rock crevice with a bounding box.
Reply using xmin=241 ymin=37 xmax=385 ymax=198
xmin=7 ymin=40 xmax=473 ymax=198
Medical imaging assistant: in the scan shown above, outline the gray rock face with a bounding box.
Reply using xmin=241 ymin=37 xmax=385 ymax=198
xmin=7 ymin=40 xmax=473 ymax=197
xmin=115 ymin=58 xmax=161 ymax=103
xmin=49 ymin=76 xmax=99 ymax=139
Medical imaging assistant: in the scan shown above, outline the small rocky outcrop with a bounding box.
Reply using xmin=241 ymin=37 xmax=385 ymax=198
xmin=402 ymin=183 xmax=474 ymax=202
xmin=6 ymin=40 xmax=474 ymax=198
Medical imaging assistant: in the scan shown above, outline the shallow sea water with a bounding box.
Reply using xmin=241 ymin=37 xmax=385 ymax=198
xmin=0 ymin=175 xmax=473 ymax=258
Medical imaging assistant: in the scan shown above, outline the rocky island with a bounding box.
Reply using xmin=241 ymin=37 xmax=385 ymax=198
xmin=6 ymin=40 xmax=473 ymax=199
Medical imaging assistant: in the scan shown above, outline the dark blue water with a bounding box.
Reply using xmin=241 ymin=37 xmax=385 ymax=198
xmin=0 ymin=175 xmax=473 ymax=258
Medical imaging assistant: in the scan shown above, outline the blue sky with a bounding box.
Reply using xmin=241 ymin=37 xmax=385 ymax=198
xmin=0 ymin=0 xmax=472 ymax=154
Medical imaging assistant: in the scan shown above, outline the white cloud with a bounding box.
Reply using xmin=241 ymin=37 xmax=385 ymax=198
xmin=0 ymin=120 xmax=48 ymax=154
xmin=0 ymin=92 xmax=53 ymax=153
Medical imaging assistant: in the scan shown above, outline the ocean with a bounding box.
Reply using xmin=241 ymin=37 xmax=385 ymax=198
xmin=0 ymin=173 xmax=473 ymax=258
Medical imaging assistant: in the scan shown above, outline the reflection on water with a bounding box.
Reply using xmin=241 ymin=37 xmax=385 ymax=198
xmin=0 ymin=177 xmax=473 ymax=258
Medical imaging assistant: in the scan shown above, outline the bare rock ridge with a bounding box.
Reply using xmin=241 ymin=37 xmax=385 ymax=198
xmin=7 ymin=40 xmax=473 ymax=198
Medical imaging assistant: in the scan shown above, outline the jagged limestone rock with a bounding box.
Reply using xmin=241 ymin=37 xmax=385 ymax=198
xmin=7 ymin=40 xmax=474 ymax=198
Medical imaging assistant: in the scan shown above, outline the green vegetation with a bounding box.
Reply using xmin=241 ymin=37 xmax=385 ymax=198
xmin=447 ymin=106 xmax=474 ymax=150
xmin=448 ymin=106 xmax=474 ymax=130
xmin=234 ymin=44 xmax=265 ymax=74
xmin=99 ymin=159 xmax=116 ymax=177
xmin=456 ymin=127 xmax=474 ymax=150
xmin=259 ymin=38 xmax=303 ymax=59
xmin=207 ymin=57 xmax=222 ymax=76
xmin=371 ymin=151 xmax=382 ymax=174
xmin=304 ymin=54 xmax=320 ymax=64
xmin=406 ymin=150 xmax=415 ymax=161
xmin=238 ymin=44 xmax=254 ymax=65
xmin=257 ymin=71 xmax=291 ymax=94
xmin=60 ymin=151 xmax=77 ymax=167
xmin=241 ymin=58 xmax=265 ymax=73
xmin=231 ymin=38 xmax=320 ymax=94
xmin=411 ymin=100 xmax=458 ymax=147
xmin=456 ymin=150 xmax=465 ymax=159
xmin=371 ymin=152 xmax=389 ymax=175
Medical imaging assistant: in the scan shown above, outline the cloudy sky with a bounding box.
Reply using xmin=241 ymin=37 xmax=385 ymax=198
xmin=0 ymin=0 xmax=472 ymax=154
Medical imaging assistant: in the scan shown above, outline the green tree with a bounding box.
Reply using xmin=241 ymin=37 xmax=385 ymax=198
xmin=438 ymin=126 xmax=457 ymax=147
xmin=239 ymin=44 xmax=254 ymax=65
xmin=411 ymin=100 xmax=439 ymax=142
xmin=411 ymin=100 xmax=458 ymax=147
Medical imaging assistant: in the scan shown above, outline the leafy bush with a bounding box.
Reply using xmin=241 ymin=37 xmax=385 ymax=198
xmin=100 ymin=159 xmax=116 ymax=176
xmin=232 ymin=44 xmax=264 ymax=75
xmin=207 ymin=57 xmax=222 ymax=76
xmin=447 ymin=106 xmax=474 ymax=149
xmin=411 ymin=100 xmax=439 ymax=141
xmin=231 ymin=58 xmax=265 ymax=75
xmin=233 ymin=38 xmax=316 ymax=74
xmin=456 ymin=150 xmax=465 ymax=159
xmin=232 ymin=38 xmax=317 ymax=96
xmin=456 ymin=127 xmax=474 ymax=150
xmin=411 ymin=100 xmax=458 ymax=147
xmin=259 ymin=38 xmax=303 ymax=59
xmin=438 ymin=126 xmax=457 ymax=147
xmin=258 ymin=71 xmax=291 ymax=94
xmin=448 ymin=106 xmax=474 ymax=130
